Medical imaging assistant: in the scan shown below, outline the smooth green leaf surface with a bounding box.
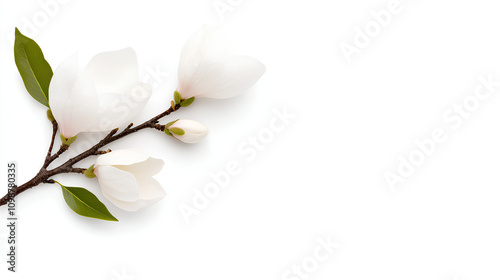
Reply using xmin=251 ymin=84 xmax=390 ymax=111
xmin=169 ymin=127 xmax=185 ymax=135
xmin=174 ymin=91 xmax=181 ymax=104
xmin=165 ymin=119 xmax=179 ymax=128
xmin=180 ymin=97 xmax=195 ymax=107
xmin=46 ymin=109 xmax=55 ymax=122
xmin=58 ymin=182 xmax=118 ymax=221
xmin=60 ymin=134 xmax=77 ymax=146
xmin=84 ymin=164 xmax=96 ymax=178
xmin=14 ymin=28 xmax=53 ymax=107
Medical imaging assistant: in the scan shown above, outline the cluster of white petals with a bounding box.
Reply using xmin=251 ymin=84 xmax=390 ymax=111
xmin=48 ymin=26 xmax=265 ymax=212
xmin=177 ymin=25 xmax=266 ymax=99
xmin=168 ymin=119 xmax=209 ymax=143
xmin=49 ymin=48 xmax=152 ymax=139
xmin=93 ymin=149 xmax=165 ymax=211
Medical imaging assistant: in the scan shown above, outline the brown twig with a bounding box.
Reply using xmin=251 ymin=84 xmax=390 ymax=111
xmin=42 ymin=119 xmax=58 ymax=168
xmin=0 ymin=103 xmax=182 ymax=206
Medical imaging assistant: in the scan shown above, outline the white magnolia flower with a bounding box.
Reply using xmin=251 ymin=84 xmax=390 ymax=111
xmin=166 ymin=119 xmax=209 ymax=143
xmin=177 ymin=25 xmax=266 ymax=99
xmin=49 ymin=48 xmax=152 ymax=139
xmin=93 ymin=149 xmax=166 ymax=212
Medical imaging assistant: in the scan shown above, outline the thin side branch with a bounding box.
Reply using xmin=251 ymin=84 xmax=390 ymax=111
xmin=46 ymin=144 xmax=69 ymax=165
xmin=154 ymin=124 xmax=165 ymax=131
xmin=42 ymin=120 xmax=58 ymax=168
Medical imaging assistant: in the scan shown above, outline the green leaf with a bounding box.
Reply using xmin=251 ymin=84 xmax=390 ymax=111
xmin=46 ymin=109 xmax=55 ymax=122
xmin=60 ymin=134 xmax=77 ymax=146
xmin=57 ymin=182 xmax=118 ymax=221
xmin=84 ymin=164 xmax=96 ymax=178
xmin=165 ymin=119 xmax=179 ymax=128
xmin=169 ymin=127 xmax=185 ymax=135
xmin=14 ymin=28 xmax=53 ymax=107
xmin=174 ymin=91 xmax=181 ymax=104
xmin=180 ymin=97 xmax=195 ymax=107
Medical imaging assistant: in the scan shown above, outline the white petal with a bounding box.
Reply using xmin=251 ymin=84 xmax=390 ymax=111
xmin=49 ymin=49 xmax=151 ymax=137
xmin=177 ymin=25 xmax=228 ymax=99
xmin=49 ymin=55 xmax=101 ymax=138
xmin=196 ymin=55 xmax=266 ymax=99
xmin=101 ymin=176 xmax=165 ymax=212
xmin=170 ymin=119 xmax=209 ymax=144
xmin=171 ymin=119 xmax=208 ymax=133
xmin=81 ymin=48 xmax=138 ymax=93
xmin=87 ymin=82 xmax=152 ymax=132
xmin=48 ymin=53 xmax=79 ymax=108
xmin=115 ymin=156 xmax=164 ymax=176
xmin=101 ymin=190 xmax=143 ymax=212
xmin=94 ymin=165 xmax=140 ymax=202
xmin=80 ymin=48 xmax=150 ymax=132
xmin=95 ymin=149 xmax=150 ymax=168
xmin=178 ymin=55 xmax=265 ymax=100
xmin=137 ymin=176 xmax=166 ymax=200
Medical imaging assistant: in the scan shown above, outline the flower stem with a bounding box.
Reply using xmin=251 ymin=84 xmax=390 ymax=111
xmin=42 ymin=119 xmax=58 ymax=168
xmin=0 ymin=102 xmax=182 ymax=206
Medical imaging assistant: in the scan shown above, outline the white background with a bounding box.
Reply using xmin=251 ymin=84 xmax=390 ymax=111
xmin=1 ymin=0 xmax=500 ymax=279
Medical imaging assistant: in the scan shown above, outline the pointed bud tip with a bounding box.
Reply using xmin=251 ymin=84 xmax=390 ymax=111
xmin=46 ymin=109 xmax=55 ymax=122
xmin=180 ymin=97 xmax=195 ymax=107
xmin=60 ymin=134 xmax=77 ymax=146
xmin=84 ymin=165 xmax=96 ymax=178
xmin=174 ymin=91 xmax=181 ymax=104
xmin=169 ymin=127 xmax=185 ymax=136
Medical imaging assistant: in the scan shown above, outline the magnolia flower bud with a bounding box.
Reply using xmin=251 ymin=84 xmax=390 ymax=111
xmin=165 ymin=119 xmax=209 ymax=144
xmin=46 ymin=109 xmax=55 ymax=122
xmin=176 ymin=25 xmax=266 ymax=100
xmin=93 ymin=149 xmax=166 ymax=212
xmin=49 ymin=48 xmax=152 ymax=139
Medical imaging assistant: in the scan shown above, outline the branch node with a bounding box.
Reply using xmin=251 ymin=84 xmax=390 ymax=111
xmin=1 ymin=92 xmax=185 ymax=206
xmin=96 ymin=149 xmax=112 ymax=155
xmin=154 ymin=124 xmax=165 ymax=131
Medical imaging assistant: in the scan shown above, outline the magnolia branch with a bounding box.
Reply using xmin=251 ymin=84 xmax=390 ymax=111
xmin=42 ymin=119 xmax=58 ymax=168
xmin=0 ymin=103 xmax=181 ymax=206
